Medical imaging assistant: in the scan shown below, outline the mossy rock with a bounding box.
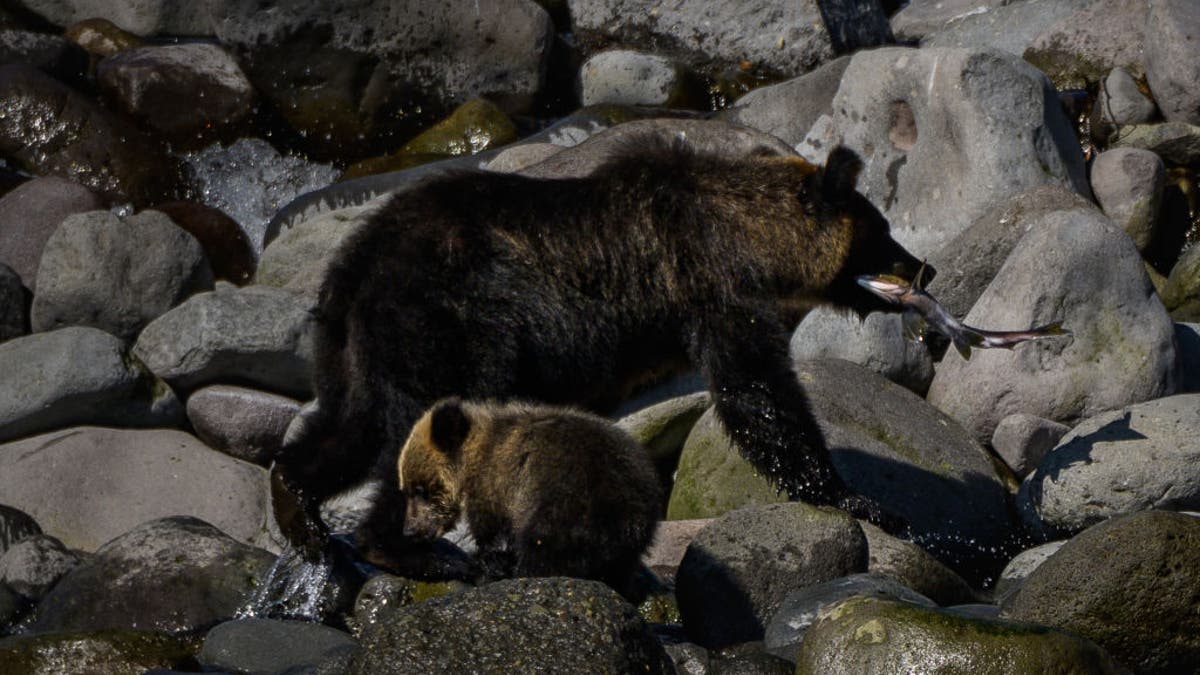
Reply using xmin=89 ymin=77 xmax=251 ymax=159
xmin=0 ymin=629 xmax=199 ymax=675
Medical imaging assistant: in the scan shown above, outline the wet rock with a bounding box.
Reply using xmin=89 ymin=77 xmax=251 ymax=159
xmin=1176 ymin=323 xmax=1200 ymax=392
xmin=858 ymin=521 xmax=980 ymax=607
xmin=1110 ymin=121 xmax=1200 ymax=166
xmin=798 ymin=595 xmax=1122 ymax=674
xmin=484 ymin=142 xmax=563 ymax=173
xmin=133 ymin=285 xmax=315 ymax=398
xmin=26 ymin=516 xmax=275 ymax=633
xmin=921 ymin=0 xmax=1091 ymax=56
xmin=1018 ymin=394 xmax=1200 ymax=537
xmin=0 ymin=28 xmax=87 ymax=82
xmin=255 ymin=200 xmax=374 ymax=300
xmin=579 ymin=49 xmax=701 ymax=108
xmin=0 ymin=176 xmax=103 ymax=291
xmin=928 ymin=208 xmax=1177 ymax=441
xmin=1022 ymin=0 xmax=1149 ymax=89
xmin=991 ymin=413 xmax=1070 ymax=479
xmin=0 ymin=64 xmax=182 ymax=206
xmin=993 ymin=540 xmax=1066 ymax=604
xmin=1002 ymin=510 xmax=1200 ymax=673
xmin=640 ymin=518 xmax=709 ymax=582
xmin=186 ymin=385 xmax=300 ymax=466
xmin=0 ymin=263 xmax=27 ymax=342
xmin=0 ymin=630 xmax=199 ymax=675
xmin=1161 ymin=239 xmax=1200 ymax=322
xmin=350 ymin=577 xmax=670 ymax=674
xmin=568 ymin=0 xmax=892 ymax=77
xmin=64 ymin=18 xmax=144 ymax=57
xmin=199 ymin=618 xmax=356 ymax=675
xmin=890 ymin=0 xmax=1008 ymax=43
xmin=1144 ymin=0 xmax=1200 ymax=125
xmin=351 ymin=573 xmax=468 ymax=636
xmin=31 ymin=210 xmax=214 ymax=341
xmin=764 ymin=573 xmax=934 ymax=663
xmin=149 ymin=202 xmax=256 ymax=285
xmin=0 ymin=327 xmax=181 ymax=442
xmin=1092 ymin=68 xmax=1160 ymax=144
xmin=708 ymin=644 xmax=793 ymax=674
xmin=97 ymin=43 xmax=255 ymax=149
xmin=675 ymin=502 xmax=868 ymax=648
xmin=790 ymin=306 xmax=934 ymax=394
xmin=209 ymin=0 xmax=553 ymax=160
xmin=1090 ymin=147 xmax=1165 ymax=252
xmin=13 ymin=0 xmax=212 ymax=35
xmin=618 ymin=391 xmax=709 ymax=496
xmin=181 ymin=138 xmax=341 ymax=254
xmin=0 ymin=427 xmax=271 ymax=552
xmin=0 ymin=504 xmax=40 ymax=555
xmin=719 ymin=56 xmax=850 ymax=147
xmin=801 ymin=47 xmax=1088 ymax=259
xmin=0 ymin=534 xmax=83 ymax=600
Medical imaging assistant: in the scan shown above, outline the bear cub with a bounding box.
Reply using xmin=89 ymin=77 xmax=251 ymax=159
xmin=364 ymin=397 xmax=662 ymax=597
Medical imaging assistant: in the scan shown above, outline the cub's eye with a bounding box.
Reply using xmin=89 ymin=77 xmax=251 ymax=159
xmin=410 ymin=485 xmax=428 ymax=499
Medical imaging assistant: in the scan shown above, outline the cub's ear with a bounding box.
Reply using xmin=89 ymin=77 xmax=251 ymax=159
xmin=822 ymin=146 xmax=864 ymax=201
xmin=429 ymin=397 xmax=471 ymax=454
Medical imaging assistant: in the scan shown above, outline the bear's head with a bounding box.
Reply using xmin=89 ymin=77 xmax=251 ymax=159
xmin=817 ymin=147 xmax=930 ymax=316
xmin=396 ymin=397 xmax=472 ymax=541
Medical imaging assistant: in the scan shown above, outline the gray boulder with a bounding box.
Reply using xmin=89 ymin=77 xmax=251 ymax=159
xmin=928 ymin=209 xmax=1177 ymax=442
xmin=718 ymin=56 xmax=850 ymax=147
xmin=350 ymin=577 xmax=671 ymax=674
xmin=890 ymin=0 xmax=1009 ymax=43
xmin=0 ymin=263 xmax=26 ymax=343
xmin=9 ymin=0 xmax=213 ymax=35
xmin=1110 ymin=121 xmax=1200 ymax=166
xmin=790 ymin=305 xmax=934 ymax=394
xmin=1175 ymin=322 xmax=1200 ymax=392
xmin=0 ymin=534 xmax=83 ymax=601
xmin=859 ymin=521 xmax=980 ymax=607
xmin=993 ymin=540 xmax=1067 ymax=604
xmin=1001 ymin=510 xmax=1200 ymax=673
xmin=1090 ymin=147 xmax=1165 ymax=252
xmin=31 ymin=210 xmax=214 ymax=340
xmin=0 ymin=327 xmax=181 ymax=442
xmin=199 ymin=618 xmax=357 ymax=675
xmin=1092 ymin=67 xmax=1160 ymax=143
xmin=133 ymin=285 xmax=315 ymax=398
xmin=26 ymin=516 xmax=275 ymax=634
xmin=186 ymin=385 xmax=301 ymax=466
xmin=1144 ymin=0 xmax=1200 ymax=125
xmin=800 ymin=47 xmax=1088 ymax=259
xmin=0 ymin=427 xmax=272 ymax=552
xmin=921 ymin=0 xmax=1092 ymax=57
xmin=578 ymin=50 xmax=700 ymax=108
xmin=0 ymin=504 xmax=40 ymax=556
xmin=1018 ymin=395 xmax=1200 ymax=537
xmin=256 ymin=199 xmax=377 ymax=300
xmin=798 ymin=595 xmax=1123 ymax=674
xmin=640 ymin=518 xmax=709 ymax=582
xmin=568 ymin=0 xmax=891 ymax=77
xmin=675 ymin=502 xmax=868 ymax=648
xmin=0 ymin=176 xmax=103 ymax=291
xmin=1022 ymin=0 xmax=1149 ymax=88
xmin=617 ymin=391 xmax=709 ymax=494
xmin=991 ymin=413 xmax=1070 ymax=479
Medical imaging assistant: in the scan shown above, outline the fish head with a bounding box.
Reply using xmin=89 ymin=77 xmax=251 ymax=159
xmin=855 ymin=273 xmax=914 ymax=306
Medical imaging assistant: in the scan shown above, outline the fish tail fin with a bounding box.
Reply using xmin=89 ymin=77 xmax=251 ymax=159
xmin=1032 ymin=321 xmax=1070 ymax=336
xmin=952 ymin=329 xmax=984 ymax=360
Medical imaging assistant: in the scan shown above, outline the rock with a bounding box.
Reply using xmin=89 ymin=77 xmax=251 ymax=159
xmin=0 ymin=327 xmax=181 ymax=442
xmin=255 ymin=200 xmax=375 ymax=300
xmin=991 ymin=413 xmax=1070 ymax=479
xmin=1144 ymin=0 xmax=1200 ymax=125
xmin=1001 ymin=510 xmax=1200 ymax=673
xmin=484 ymin=142 xmax=564 ymax=173
xmin=351 ymin=573 xmax=469 ymax=636
xmin=719 ymin=56 xmax=850 ymax=147
xmin=0 ymin=263 xmax=27 ymax=342
xmin=148 ymin=202 xmax=256 ymax=286
xmin=96 ymin=43 xmax=255 ymax=149
xmin=1110 ymin=121 xmax=1200 ymax=166
xmin=675 ymin=502 xmax=868 ymax=648
xmin=798 ymin=595 xmax=1123 ymax=674
xmin=181 ymin=138 xmax=341 ymax=254
xmin=0 ymin=504 xmax=40 ymax=555
xmin=1090 ymin=147 xmax=1165 ymax=252
xmin=578 ymin=49 xmax=701 ymax=108
xmin=0 ymin=534 xmax=83 ymax=600
xmin=26 ymin=516 xmax=275 ymax=633
xmin=31 ymin=210 xmax=214 ymax=341
xmin=12 ymin=0 xmax=213 ymax=35
xmin=186 ymin=385 xmax=300 ymax=466
xmin=0 ymin=28 xmax=87 ymax=83
xmin=1176 ymin=323 xmax=1200 ymax=392
xmin=209 ymin=0 xmax=553 ymax=160
xmin=350 ymin=577 xmax=671 ymax=674
xmin=0 ymin=427 xmax=272 ymax=552
xmin=921 ymin=0 xmax=1092 ymax=56
xmin=1022 ymin=0 xmax=1149 ymax=89
xmin=801 ymin=47 xmax=1088 ymax=259
xmin=63 ymin=18 xmax=144 ymax=57
xmin=0 ymin=630 xmax=199 ymax=675
xmin=618 ymin=391 xmax=709 ymax=494
xmin=0 ymin=176 xmax=103 ymax=291
xmin=926 ymin=185 xmax=1096 ymax=319
xmin=890 ymin=0 xmax=1008 ymax=43
xmin=790 ymin=306 xmax=934 ymax=394
xmin=567 ymin=0 xmax=892 ymax=77
xmin=858 ymin=521 xmax=980 ymax=607
xmin=1018 ymin=395 xmax=1200 ymax=537
xmin=764 ymin=573 xmax=935 ymax=662
xmin=1162 ymin=240 xmax=1200 ymax=321
xmin=993 ymin=540 xmax=1066 ymax=604
xmin=708 ymin=644 xmax=794 ymax=674
xmin=927 ymin=209 xmax=1178 ymax=442
xmin=0 ymin=64 xmax=182 ymax=206
xmin=199 ymin=618 xmax=357 ymax=675
xmin=639 ymin=518 xmax=709 ymax=582
xmin=1091 ymin=67 xmax=1159 ymax=143
xmin=133 ymin=285 xmax=315 ymax=398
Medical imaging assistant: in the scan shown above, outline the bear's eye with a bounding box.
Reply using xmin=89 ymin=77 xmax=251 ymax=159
xmin=410 ymin=485 xmax=428 ymax=499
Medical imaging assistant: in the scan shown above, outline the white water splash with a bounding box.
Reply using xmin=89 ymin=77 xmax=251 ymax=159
xmin=238 ymin=546 xmax=335 ymax=622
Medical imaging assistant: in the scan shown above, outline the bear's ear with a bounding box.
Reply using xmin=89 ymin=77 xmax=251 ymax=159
xmin=429 ymin=398 xmax=471 ymax=455
xmin=822 ymin=146 xmax=864 ymax=201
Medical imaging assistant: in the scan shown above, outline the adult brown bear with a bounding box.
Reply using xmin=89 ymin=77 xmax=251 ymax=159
xmin=273 ymin=134 xmax=927 ymax=556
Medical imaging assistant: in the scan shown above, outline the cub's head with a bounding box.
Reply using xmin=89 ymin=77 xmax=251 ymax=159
xmin=816 ymin=147 xmax=930 ymax=315
xmin=396 ymin=398 xmax=472 ymax=541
